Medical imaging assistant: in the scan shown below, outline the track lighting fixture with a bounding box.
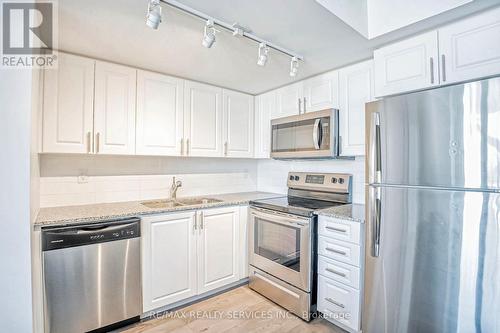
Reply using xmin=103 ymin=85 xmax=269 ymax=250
xmin=146 ymin=0 xmax=162 ymax=30
xmin=289 ymin=57 xmax=299 ymax=77
xmin=202 ymin=20 xmax=217 ymax=48
xmin=257 ymin=43 xmax=269 ymax=66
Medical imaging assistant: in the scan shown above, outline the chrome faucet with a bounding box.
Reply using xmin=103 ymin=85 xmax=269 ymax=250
xmin=170 ymin=177 xmax=182 ymax=200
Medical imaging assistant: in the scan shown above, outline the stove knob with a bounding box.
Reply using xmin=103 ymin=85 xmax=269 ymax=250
xmin=331 ymin=177 xmax=337 ymax=183
xmin=294 ymin=176 xmax=300 ymax=181
xmin=289 ymin=175 xmax=294 ymax=181
xmin=338 ymin=178 xmax=345 ymax=184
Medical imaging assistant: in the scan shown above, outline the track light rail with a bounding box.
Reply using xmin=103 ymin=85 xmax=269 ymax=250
xmin=160 ymin=0 xmax=304 ymax=61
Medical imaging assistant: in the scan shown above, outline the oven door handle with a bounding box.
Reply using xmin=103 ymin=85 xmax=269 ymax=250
xmin=250 ymin=207 xmax=310 ymax=228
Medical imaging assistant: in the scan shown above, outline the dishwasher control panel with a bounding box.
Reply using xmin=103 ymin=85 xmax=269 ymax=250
xmin=42 ymin=218 xmax=140 ymax=251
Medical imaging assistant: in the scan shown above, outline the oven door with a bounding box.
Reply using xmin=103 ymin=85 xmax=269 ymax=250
xmin=270 ymin=109 xmax=338 ymax=159
xmin=249 ymin=207 xmax=313 ymax=292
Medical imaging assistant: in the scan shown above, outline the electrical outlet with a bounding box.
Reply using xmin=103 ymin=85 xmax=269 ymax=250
xmin=77 ymin=175 xmax=89 ymax=184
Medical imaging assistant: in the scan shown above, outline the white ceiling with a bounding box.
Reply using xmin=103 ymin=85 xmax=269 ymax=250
xmin=58 ymin=0 xmax=500 ymax=94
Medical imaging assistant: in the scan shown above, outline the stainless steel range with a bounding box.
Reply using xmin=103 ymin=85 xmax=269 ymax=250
xmin=248 ymin=172 xmax=352 ymax=321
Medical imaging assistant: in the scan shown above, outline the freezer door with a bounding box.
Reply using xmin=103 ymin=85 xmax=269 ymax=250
xmin=364 ymin=185 xmax=500 ymax=333
xmin=366 ymin=77 xmax=500 ymax=190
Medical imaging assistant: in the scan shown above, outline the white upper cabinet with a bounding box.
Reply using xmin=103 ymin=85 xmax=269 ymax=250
xmin=439 ymin=6 xmax=500 ymax=85
xmin=184 ymin=81 xmax=223 ymax=157
xmin=374 ymin=31 xmax=439 ymax=97
xmin=141 ymin=212 xmax=197 ymax=312
xmin=42 ymin=52 xmax=95 ymax=153
xmin=254 ymin=91 xmax=276 ymax=159
xmin=339 ymin=60 xmax=374 ymax=156
xmin=275 ymin=82 xmax=303 ymax=118
xmin=222 ymin=89 xmax=254 ymax=158
xmin=136 ymin=70 xmax=184 ymax=156
xmin=302 ymin=70 xmax=340 ymax=112
xmin=94 ymin=61 xmax=137 ymax=155
xmin=197 ymin=207 xmax=240 ymax=294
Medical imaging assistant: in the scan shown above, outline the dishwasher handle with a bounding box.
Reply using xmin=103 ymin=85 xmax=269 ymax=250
xmin=42 ymin=218 xmax=140 ymax=251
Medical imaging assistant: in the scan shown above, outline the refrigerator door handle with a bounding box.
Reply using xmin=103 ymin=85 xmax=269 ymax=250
xmin=369 ymin=112 xmax=382 ymax=183
xmin=370 ymin=186 xmax=382 ymax=257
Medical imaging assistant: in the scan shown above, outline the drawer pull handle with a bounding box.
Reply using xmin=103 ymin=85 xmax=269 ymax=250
xmin=326 ymin=226 xmax=347 ymax=233
xmin=325 ymin=297 xmax=345 ymax=309
xmin=326 ymin=247 xmax=347 ymax=256
xmin=326 ymin=267 xmax=346 ymax=277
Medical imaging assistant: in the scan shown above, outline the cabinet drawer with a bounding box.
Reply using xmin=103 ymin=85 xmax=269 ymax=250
xmin=318 ymin=255 xmax=360 ymax=290
xmin=318 ymin=217 xmax=361 ymax=244
xmin=318 ymin=275 xmax=360 ymax=332
xmin=318 ymin=236 xmax=361 ymax=267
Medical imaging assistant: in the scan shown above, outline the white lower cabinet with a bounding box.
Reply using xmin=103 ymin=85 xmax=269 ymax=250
xmin=141 ymin=211 xmax=197 ymax=312
xmin=317 ymin=216 xmax=364 ymax=333
xmin=197 ymin=207 xmax=240 ymax=293
xmin=142 ymin=206 xmax=244 ymax=313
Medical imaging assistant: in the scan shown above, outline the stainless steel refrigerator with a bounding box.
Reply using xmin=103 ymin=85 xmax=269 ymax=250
xmin=364 ymin=77 xmax=500 ymax=333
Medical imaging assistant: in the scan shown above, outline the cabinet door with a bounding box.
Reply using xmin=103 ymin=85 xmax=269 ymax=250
xmin=197 ymin=207 xmax=240 ymax=294
xmin=136 ymin=70 xmax=184 ymax=156
xmin=142 ymin=212 xmax=197 ymax=312
xmin=374 ymin=31 xmax=439 ymax=97
xmin=94 ymin=61 xmax=137 ymax=155
xmin=254 ymin=91 xmax=275 ymax=158
xmin=339 ymin=60 xmax=374 ymax=156
xmin=222 ymin=90 xmax=254 ymax=158
xmin=42 ymin=52 xmax=94 ymax=153
xmin=184 ymin=81 xmax=223 ymax=157
xmin=439 ymin=7 xmax=500 ymax=85
xmin=275 ymin=82 xmax=303 ymax=118
xmin=303 ymin=70 xmax=339 ymax=112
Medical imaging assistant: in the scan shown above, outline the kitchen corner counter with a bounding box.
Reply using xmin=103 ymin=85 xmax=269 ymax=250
xmin=35 ymin=191 xmax=282 ymax=228
xmin=315 ymin=203 xmax=365 ymax=223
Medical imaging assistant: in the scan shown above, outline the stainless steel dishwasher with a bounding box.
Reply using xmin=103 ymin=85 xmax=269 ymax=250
xmin=42 ymin=218 xmax=141 ymax=333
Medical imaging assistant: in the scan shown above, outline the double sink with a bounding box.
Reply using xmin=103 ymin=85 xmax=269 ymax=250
xmin=140 ymin=197 xmax=223 ymax=209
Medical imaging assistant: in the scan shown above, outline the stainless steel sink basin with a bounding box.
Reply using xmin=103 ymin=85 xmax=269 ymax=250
xmin=140 ymin=200 xmax=185 ymax=209
xmin=175 ymin=197 xmax=223 ymax=205
xmin=140 ymin=197 xmax=222 ymax=209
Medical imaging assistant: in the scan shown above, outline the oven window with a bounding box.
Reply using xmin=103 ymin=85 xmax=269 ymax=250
xmin=254 ymin=218 xmax=301 ymax=272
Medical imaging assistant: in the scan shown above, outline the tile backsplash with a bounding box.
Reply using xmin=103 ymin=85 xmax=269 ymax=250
xmin=40 ymin=173 xmax=257 ymax=208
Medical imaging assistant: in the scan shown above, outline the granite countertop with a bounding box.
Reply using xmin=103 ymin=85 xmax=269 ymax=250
xmin=315 ymin=203 xmax=365 ymax=223
xmin=35 ymin=191 xmax=282 ymax=228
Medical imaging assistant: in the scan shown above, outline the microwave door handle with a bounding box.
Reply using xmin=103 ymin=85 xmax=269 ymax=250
xmin=313 ymin=119 xmax=321 ymax=150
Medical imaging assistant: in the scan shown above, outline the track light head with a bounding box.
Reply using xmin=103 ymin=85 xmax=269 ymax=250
xmin=257 ymin=43 xmax=269 ymax=67
xmin=146 ymin=0 xmax=162 ymax=30
xmin=289 ymin=57 xmax=299 ymax=77
xmin=202 ymin=20 xmax=217 ymax=48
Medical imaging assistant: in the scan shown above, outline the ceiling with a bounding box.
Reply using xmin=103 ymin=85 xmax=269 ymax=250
xmin=58 ymin=0 xmax=499 ymax=94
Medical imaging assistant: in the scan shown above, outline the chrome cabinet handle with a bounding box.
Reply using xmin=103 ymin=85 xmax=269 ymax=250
xmin=193 ymin=212 xmax=197 ymax=231
xmin=325 ymin=297 xmax=345 ymax=309
xmin=326 ymin=226 xmax=347 ymax=233
xmin=86 ymin=132 xmax=92 ymax=154
xmin=369 ymin=112 xmax=381 ymax=184
xmin=303 ymin=97 xmax=307 ymax=113
xmin=224 ymin=142 xmax=228 ymax=156
xmin=441 ymin=54 xmax=446 ymax=82
xmin=370 ymin=186 xmax=382 ymax=257
xmin=326 ymin=267 xmax=347 ymax=277
xmin=430 ymin=57 xmax=435 ymax=84
xmin=199 ymin=211 xmax=204 ymax=230
xmin=95 ymin=132 xmax=100 ymax=154
xmin=325 ymin=247 xmax=347 ymax=256
xmin=186 ymin=138 xmax=190 ymax=155
xmin=298 ymin=98 xmax=302 ymax=114
xmin=181 ymin=138 xmax=184 ymax=156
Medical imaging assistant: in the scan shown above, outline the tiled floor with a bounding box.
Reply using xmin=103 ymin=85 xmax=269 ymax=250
xmin=118 ymin=286 xmax=346 ymax=333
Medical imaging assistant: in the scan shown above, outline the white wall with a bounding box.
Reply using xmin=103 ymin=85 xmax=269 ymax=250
xmin=257 ymin=158 xmax=365 ymax=204
xmin=0 ymin=69 xmax=34 ymax=331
